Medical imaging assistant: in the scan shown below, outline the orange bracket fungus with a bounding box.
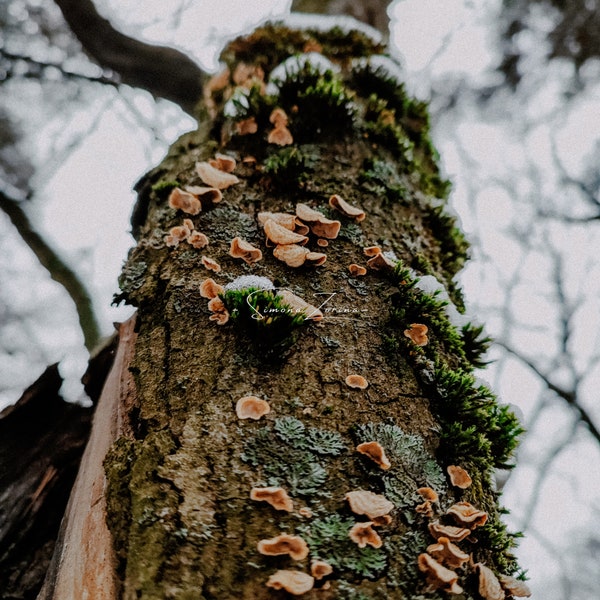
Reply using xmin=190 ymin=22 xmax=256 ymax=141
xmin=236 ymin=396 xmax=270 ymax=420
xmin=345 ymin=490 xmax=394 ymax=520
xmin=366 ymin=252 xmax=396 ymax=271
xmin=195 ymin=161 xmax=240 ymax=189
xmin=475 ymin=563 xmax=505 ymax=600
xmin=446 ymin=502 xmax=488 ymax=529
xmin=250 ymin=486 xmax=294 ymax=512
xmin=499 ymin=574 xmax=532 ymax=597
xmin=257 ymin=534 xmax=309 ymax=560
xmin=426 ymin=537 xmax=470 ymax=569
xmin=168 ymin=188 xmax=201 ymax=215
xmin=209 ymin=152 xmax=236 ymax=173
xmin=363 ymin=245 xmax=381 ymax=257
xmin=328 ymin=194 xmax=366 ymax=221
xmin=345 ymin=374 xmax=368 ymax=390
xmin=417 ymin=487 xmax=439 ymax=502
xmin=184 ymin=185 xmax=223 ymax=204
xmin=201 ymin=255 xmax=221 ymax=272
xmin=416 ymin=501 xmax=434 ymax=518
xmin=356 ymin=441 xmax=391 ymax=470
xmin=229 ymin=237 xmax=263 ymax=264
xmin=268 ymin=124 xmax=294 ymax=146
xmin=447 ymin=465 xmax=472 ymax=489
xmin=277 ymin=289 xmax=323 ymax=321
xmin=266 ymin=570 xmax=314 ymax=596
xmin=272 ymin=244 xmax=310 ymax=267
xmin=188 ymin=231 xmax=210 ymax=249
xmin=270 ymin=107 xmax=289 ymax=127
xmin=417 ymin=553 xmax=463 ymax=595
xmin=316 ymin=238 xmax=329 ymax=247
xmin=164 ymin=224 xmax=192 ymax=247
xmin=200 ymin=278 xmax=224 ymax=299
xmin=236 ymin=116 xmax=258 ymax=135
xmin=403 ymin=323 xmax=429 ymax=346
xmin=428 ymin=521 xmax=471 ymax=543
xmin=264 ymin=218 xmax=308 ymax=246
xmin=349 ymin=522 xmax=383 ymax=549
xmin=295 ymin=203 xmax=341 ymax=239
xmin=348 ymin=263 xmax=367 ymax=276
xmin=310 ymin=559 xmax=333 ymax=580
xmin=257 ymin=211 xmax=297 ymax=231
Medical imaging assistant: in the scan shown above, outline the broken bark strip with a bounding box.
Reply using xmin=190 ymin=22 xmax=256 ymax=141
xmin=37 ymin=316 xmax=137 ymax=600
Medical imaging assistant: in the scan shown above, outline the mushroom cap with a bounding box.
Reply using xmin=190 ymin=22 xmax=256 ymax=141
xmin=446 ymin=502 xmax=488 ymax=529
xmin=208 ymin=310 xmax=229 ymax=325
xmin=236 ymin=396 xmax=270 ymax=420
xmin=305 ymin=251 xmax=327 ymax=266
xmin=348 ymin=263 xmax=367 ymax=276
xmin=200 ymin=278 xmax=224 ymax=299
xmin=250 ymin=486 xmax=294 ymax=512
xmin=268 ymin=125 xmax=294 ymax=146
xmin=229 ymin=237 xmax=263 ymax=264
xmin=257 ymin=211 xmax=297 ymax=231
xmin=257 ymin=534 xmax=309 ymax=560
xmin=233 ymin=62 xmax=265 ymax=86
xmin=367 ymin=252 xmax=395 ymax=271
xmin=475 ymin=563 xmax=505 ymax=600
xmin=317 ymin=238 xmax=329 ymax=247
xmin=426 ymin=537 xmax=470 ymax=569
xmin=273 ymin=244 xmax=309 ymax=267
xmin=310 ymin=559 xmax=333 ymax=580
xmin=207 ymin=297 xmax=226 ymax=313
xmin=417 ymin=487 xmax=439 ymax=502
xmin=417 ymin=553 xmax=463 ymax=595
xmin=277 ymin=289 xmax=323 ymax=321
xmin=345 ymin=490 xmax=394 ymax=519
xmin=195 ymin=161 xmax=240 ymax=189
xmin=269 ymin=107 xmax=289 ymax=127
xmin=349 ymin=521 xmax=383 ymax=548
xmin=428 ymin=521 xmax=471 ymax=542
xmin=201 ymin=255 xmax=221 ymax=271
xmin=498 ymin=574 xmax=532 ymax=597
xmin=345 ymin=374 xmax=368 ymax=390
xmin=447 ymin=465 xmax=473 ymax=489
xmin=356 ymin=441 xmax=391 ymax=470
xmin=296 ymin=202 xmax=325 ymax=223
xmin=266 ymin=570 xmax=315 ymax=596
xmin=416 ymin=501 xmax=434 ymax=518
xmin=209 ymin=152 xmax=237 ymax=173
xmin=363 ymin=245 xmax=382 ymax=257
xmin=329 ymin=194 xmax=366 ymax=221
xmin=295 ymin=203 xmax=341 ymax=239
xmin=189 ymin=232 xmax=210 ymax=249
xmin=168 ymin=188 xmax=202 ymax=215
xmin=168 ymin=224 xmax=192 ymax=242
xmin=370 ymin=514 xmax=393 ymax=527
xmin=264 ymin=219 xmax=308 ymax=246
xmin=404 ymin=323 xmax=429 ymax=346
xmin=184 ymin=185 xmax=223 ymax=204
xmin=236 ymin=117 xmax=258 ymax=135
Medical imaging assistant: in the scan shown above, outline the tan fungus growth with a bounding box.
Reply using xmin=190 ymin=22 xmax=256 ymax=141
xmin=258 ymin=534 xmax=309 ymax=560
xmin=273 ymin=244 xmax=310 ymax=267
xmin=188 ymin=232 xmax=210 ymax=249
xmin=236 ymin=117 xmax=258 ymax=135
xmin=426 ymin=537 xmax=470 ymax=569
xmin=264 ymin=219 xmax=308 ymax=246
xmin=298 ymin=506 xmax=313 ymax=518
xmin=278 ymin=289 xmax=323 ymax=321
xmin=404 ymin=323 xmax=429 ymax=346
xmin=367 ymin=252 xmax=396 ymax=271
xmin=345 ymin=490 xmax=394 ymax=519
xmin=200 ymin=255 xmax=220 ymax=271
xmin=257 ymin=211 xmax=296 ymax=231
xmin=310 ymin=559 xmax=333 ymax=580
xmin=370 ymin=514 xmax=393 ymax=527
xmin=236 ymin=396 xmax=270 ymax=420
xmin=428 ymin=521 xmax=471 ymax=542
xmin=416 ymin=501 xmax=434 ymax=518
xmin=499 ymin=574 xmax=532 ymax=597
xmin=168 ymin=187 xmax=201 ymax=215
xmin=349 ymin=522 xmax=382 ymax=549
xmin=447 ymin=465 xmax=472 ymax=489
xmin=250 ymin=486 xmax=294 ymax=512
xmin=229 ymin=237 xmax=262 ymax=264
xmin=164 ymin=224 xmax=191 ymax=247
xmin=295 ymin=203 xmax=341 ymax=239
xmin=199 ymin=278 xmax=224 ymax=299
xmin=209 ymin=152 xmax=236 ymax=173
xmin=316 ymin=238 xmax=329 ymax=247
xmin=268 ymin=125 xmax=294 ymax=146
xmin=195 ymin=162 xmax=240 ymax=189
xmin=270 ymin=107 xmax=289 ymax=127
xmin=417 ymin=487 xmax=439 ymax=502
xmin=328 ymin=194 xmax=366 ymax=221
xmin=348 ymin=263 xmax=367 ymax=276
xmin=207 ymin=296 xmax=229 ymax=325
xmin=305 ymin=251 xmax=327 ymax=266
xmin=208 ymin=310 xmax=229 ymax=325
xmin=356 ymin=441 xmax=391 ymax=470
xmin=266 ymin=570 xmax=314 ymax=596
xmin=475 ymin=563 xmax=505 ymax=600
xmin=363 ymin=245 xmax=381 ymax=257
xmin=184 ymin=185 xmax=223 ymax=204
xmin=447 ymin=502 xmax=488 ymax=529
xmin=232 ymin=62 xmax=265 ymax=88
xmin=345 ymin=374 xmax=368 ymax=390
xmin=182 ymin=218 xmax=195 ymax=230
xmin=417 ymin=553 xmax=463 ymax=595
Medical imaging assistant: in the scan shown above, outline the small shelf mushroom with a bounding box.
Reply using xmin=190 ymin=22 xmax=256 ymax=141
xmin=236 ymin=396 xmax=270 ymax=420
xmin=349 ymin=522 xmax=382 ymax=549
xmin=348 ymin=263 xmax=367 ymax=276
xmin=417 ymin=553 xmax=463 ymax=595
xmin=428 ymin=521 xmax=471 ymax=543
xmin=195 ymin=161 xmax=240 ymax=189
xmin=250 ymin=486 xmax=294 ymax=512
xmin=446 ymin=502 xmax=488 ymax=530
xmin=168 ymin=188 xmax=201 ymax=215
xmin=310 ymin=559 xmax=333 ymax=580
xmin=229 ymin=237 xmax=263 ymax=264
xmin=200 ymin=278 xmax=224 ymax=299
xmin=475 ymin=563 xmax=505 ymax=600
xmin=257 ymin=534 xmax=309 ymax=560
xmin=329 ymin=194 xmax=366 ymax=221
xmin=447 ymin=465 xmax=472 ymax=489
xmin=201 ymin=255 xmax=220 ymax=272
xmin=345 ymin=374 xmax=368 ymax=390
xmin=345 ymin=490 xmax=394 ymax=520
xmin=426 ymin=537 xmax=470 ymax=569
xmin=404 ymin=323 xmax=429 ymax=346
xmin=356 ymin=441 xmax=391 ymax=470
xmin=266 ymin=570 xmax=314 ymax=596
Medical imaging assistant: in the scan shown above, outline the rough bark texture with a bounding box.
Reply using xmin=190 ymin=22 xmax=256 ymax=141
xmin=68 ymin=19 xmax=522 ymax=600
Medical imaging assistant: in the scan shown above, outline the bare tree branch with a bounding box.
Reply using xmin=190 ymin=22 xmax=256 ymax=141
xmin=52 ymin=0 xmax=206 ymax=115
xmin=0 ymin=187 xmax=101 ymax=352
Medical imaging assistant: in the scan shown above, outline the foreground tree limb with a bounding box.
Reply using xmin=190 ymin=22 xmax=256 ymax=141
xmin=52 ymin=0 xmax=206 ymax=115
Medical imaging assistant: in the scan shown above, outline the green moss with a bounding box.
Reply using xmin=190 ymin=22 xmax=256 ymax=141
xmin=300 ymin=514 xmax=387 ymax=579
xmin=150 ymin=180 xmax=180 ymax=197
xmin=360 ymin=157 xmax=407 ymax=203
xmin=262 ymin=144 xmax=320 ymax=186
xmin=460 ymin=322 xmax=492 ymax=368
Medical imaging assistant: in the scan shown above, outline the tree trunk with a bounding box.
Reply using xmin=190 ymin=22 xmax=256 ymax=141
xmin=42 ymin=18 xmax=524 ymax=599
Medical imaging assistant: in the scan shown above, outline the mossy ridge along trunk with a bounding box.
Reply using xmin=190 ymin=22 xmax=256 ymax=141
xmin=111 ymin=20 xmax=524 ymax=600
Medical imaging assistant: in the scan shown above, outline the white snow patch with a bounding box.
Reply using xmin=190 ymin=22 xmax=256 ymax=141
xmin=225 ymin=275 xmax=274 ymax=291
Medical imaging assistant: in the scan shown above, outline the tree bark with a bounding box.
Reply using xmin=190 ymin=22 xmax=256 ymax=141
xmin=41 ymin=19 xmax=524 ymax=600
